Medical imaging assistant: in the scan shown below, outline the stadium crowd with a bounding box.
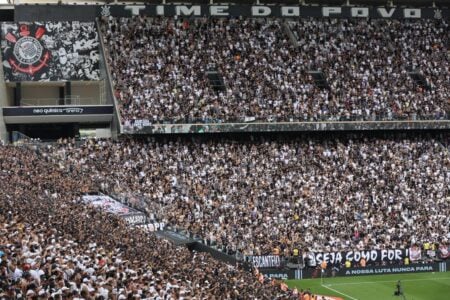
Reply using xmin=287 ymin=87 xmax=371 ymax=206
xmin=289 ymin=18 xmax=449 ymax=119
xmin=0 ymin=145 xmax=292 ymax=299
xmin=100 ymin=17 xmax=449 ymax=124
xmin=43 ymin=136 xmax=450 ymax=257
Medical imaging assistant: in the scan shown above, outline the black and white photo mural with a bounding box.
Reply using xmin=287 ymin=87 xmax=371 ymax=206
xmin=1 ymin=22 xmax=100 ymax=82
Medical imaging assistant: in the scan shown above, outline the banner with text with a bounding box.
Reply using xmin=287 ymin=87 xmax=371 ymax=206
xmin=259 ymin=268 xmax=295 ymax=280
xmin=337 ymin=263 xmax=441 ymax=277
xmin=302 ymin=263 xmax=443 ymax=278
xmin=136 ymin=222 xmax=166 ymax=232
xmin=96 ymin=5 xmax=448 ymax=20
xmin=249 ymin=255 xmax=282 ymax=268
xmin=3 ymin=106 xmax=113 ymax=116
xmin=306 ymin=249 xmax=413 ymax=266
xmin=15 ymin=5 xmax=449 ymax=22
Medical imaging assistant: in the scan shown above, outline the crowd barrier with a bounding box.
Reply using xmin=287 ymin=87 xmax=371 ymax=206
xmin=259 ymin=262 xmax=450 ymax=280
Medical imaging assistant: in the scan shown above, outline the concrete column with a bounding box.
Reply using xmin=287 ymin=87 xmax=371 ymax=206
xmin=65 ymin=81 xmax=72 ymax=104
xmin=14 ymin=82 xmax=21 ymax=106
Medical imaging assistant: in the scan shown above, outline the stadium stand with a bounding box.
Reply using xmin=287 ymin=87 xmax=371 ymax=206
xmin=0 ymin=145 xmax=291 ymax=299
xmin=40 ymin=136 xmax=449 ymax=257
xmin=100 ymin=17 xmax=449 ymax=125
xmin=1 ymin=2 xmax=449 ymax=299
xmin=1 ymin=134 xmax=448 ymax=299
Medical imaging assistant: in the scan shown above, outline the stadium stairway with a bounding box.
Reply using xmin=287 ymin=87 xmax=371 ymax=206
xmin=107 ymin=191 xmax=245 ymax=267
xmin=206 ymin=69 xmax=226 ymax=92
xmin=155 ymin=229 xmax=251 ymax=268
xmin=282 ymin=21 xmax=298 ymax=48
xmin=0 ymin=50 xmax=8 ymax=142
xmin=408 ymin=71 xmax=431 ymax=91
xmin=308 ymin=71 xmax=329 ymax=90
xmin=96 ymin=20 xmax=122 ymax=138
xmin=156 ymin=230 xmax=197 ymax=247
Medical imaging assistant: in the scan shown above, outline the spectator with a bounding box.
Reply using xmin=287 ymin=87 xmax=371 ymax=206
xmin=100 ymin=17 xmax=449 ymax=124
xmin=41 ymin=135 xmax=449 ymax=257
xmin=0 ymin=144 xmax=291 ymax=299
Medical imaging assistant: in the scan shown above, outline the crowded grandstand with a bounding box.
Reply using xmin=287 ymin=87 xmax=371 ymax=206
xmin=101 ymin=17 xmax=448 ymax=124
xmin=0 ymin=0 xmax=449 ymax=299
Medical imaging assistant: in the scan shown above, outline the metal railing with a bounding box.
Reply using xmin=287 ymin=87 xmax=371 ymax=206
xmin=11 ymin=131 xmax=38 ymax=145
xmin=123 ymin=112 xmax=449 ymax=126
xmin=96 ymin=19 xmax=123 ymax=137
xmin=20 ymin=96 xmax=99 ymax=106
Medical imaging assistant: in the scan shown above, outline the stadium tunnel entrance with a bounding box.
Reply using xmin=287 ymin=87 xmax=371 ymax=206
xmin=8 ymin=123 xmax=78 ymax=141
xmin=7 ymin=122 xmax=112 ymax=142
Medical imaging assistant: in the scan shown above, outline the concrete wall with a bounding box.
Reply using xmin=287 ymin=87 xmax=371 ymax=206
xmin=21 ymin=85 xmax=60 ymax=105
xmin=5 ymin=82 xmax=103 ymax=106
xmin=71 ymin=82 xmax=102 ymax=105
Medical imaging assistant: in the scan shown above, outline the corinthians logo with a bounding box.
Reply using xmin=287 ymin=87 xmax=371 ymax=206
xmin=5 ymin=24 xmax=50 ymax=75
xmin=14 ymin=36 xmax=43 ymax=65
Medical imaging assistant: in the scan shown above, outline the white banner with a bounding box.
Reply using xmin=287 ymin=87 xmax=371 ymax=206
xmin=82 ymin=195 xmax=147 ymax=225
